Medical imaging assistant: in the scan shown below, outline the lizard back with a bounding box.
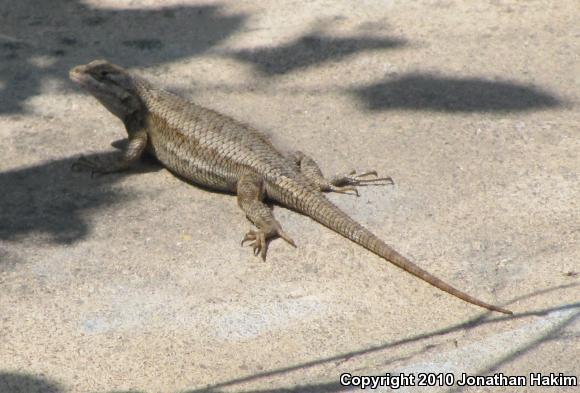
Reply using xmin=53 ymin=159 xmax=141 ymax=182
xmin=137 ymin=82 xmax=302 ymax=193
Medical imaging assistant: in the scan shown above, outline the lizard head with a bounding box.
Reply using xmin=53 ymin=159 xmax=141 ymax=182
xmin=70 ymin=59 xmax=140 ymax=119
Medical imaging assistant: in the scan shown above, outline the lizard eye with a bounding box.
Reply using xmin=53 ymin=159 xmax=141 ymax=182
xmin=100 ymin=70 xmax=109 ymax=77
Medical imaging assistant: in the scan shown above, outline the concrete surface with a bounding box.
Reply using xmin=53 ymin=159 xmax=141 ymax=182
xmin=1 ymin=0 xmax=578 ymax=392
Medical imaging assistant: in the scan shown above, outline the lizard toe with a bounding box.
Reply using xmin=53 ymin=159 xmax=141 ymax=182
xmin=241 ymin=230 xmax=268 ymax=260
xmin=72 ymin=155 xmax=108 ymax=177
xmin=331 ymin=170 xmax=394 ymax=188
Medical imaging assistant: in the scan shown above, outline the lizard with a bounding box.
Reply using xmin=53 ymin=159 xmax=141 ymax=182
xmin=69 ymin=59 xmax=512 ymax=315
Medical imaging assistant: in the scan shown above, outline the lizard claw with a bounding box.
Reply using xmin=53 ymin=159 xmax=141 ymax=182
xmin=71 ymin=155 xmax=106 ymax=177
xmin=332 ymin=170 xmax=394 ymax=188
xmin=241 ymin=226 xmax=296 ymax=261
xmin=71 ymin=155 xmax=90 ymax=172
xmin=277 ymin=227 xmax=297 ymax=248
xmin=71 ymin=155 xmax=116 ymax=177
xmin=241 ymin=230 xmax=268 ymax=260
xmin=327 ymin=185 xmax=359 ymax=197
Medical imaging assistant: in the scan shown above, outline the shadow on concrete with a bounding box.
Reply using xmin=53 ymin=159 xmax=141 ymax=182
xmin=2 ymin=285 xmax=576 ymax=392
xmin=193 ymin=381 xmax=350 ymax=393
xmin=184 ymin=284 xmax=579 ymax=393
xmin=106 ymin=391 xmax=146 ymax=393
xmin=0 ymin=372 xmax=147 ymax=393
xmin=0 ymin=151 xmax=160 ymax=248
xmin=0 ymin=0 xmax=244 ymax=251
xmin=2 ymin=3 xmax=564 ymax=242
xmin=231 ymin=33 xmax=406 ymax=76
xmin=353 ymin=73 xmax=562 ymax=113
xmin=0 ymin=372 xmax=61 ymax=393
xmin=446 ymin=310 xmax=580 ymax=393
xmin=0 ymin=0 xmax=247 ymax=114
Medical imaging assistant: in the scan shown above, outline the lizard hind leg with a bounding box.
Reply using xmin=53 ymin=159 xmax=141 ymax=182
xmin=289 ymin=151 xmax=394 ymax=196
xmin=237 ymin=173 xmax=296 ymax=260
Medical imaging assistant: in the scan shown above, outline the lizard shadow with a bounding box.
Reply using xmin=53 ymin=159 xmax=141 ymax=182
xmin=0 ymin=142 xmax=298 ymax=264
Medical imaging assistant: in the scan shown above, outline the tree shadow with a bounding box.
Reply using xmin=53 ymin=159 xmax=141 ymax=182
xmin=184 ymin=283 xmax=579 ymax=393
xmin=0 ymin=151 xmax=160 ymax=249
xmin=0 ymin=0 xmax=247 ymax=114
xmin=353 ymin=73 xmax=562 ymax=113
xmin=106 ymin=391 xmax=146 ymax=393
xmin=0 ymin=372 xmax=62 ymax=393
xmin=1 ymin=0 xmax=245 ymax=256
xmin=446 ymin=308 xmax=580 ymax=393
xmin=231 ymin=33 xmax=406 ymax=76
xmin=2 ymin=285 xmax=576 ymax=392
xmin=194 ymin=381 xmax=350 ymax=393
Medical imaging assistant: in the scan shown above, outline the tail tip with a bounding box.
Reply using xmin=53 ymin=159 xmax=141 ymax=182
xmin=495 ymin=306 xmax=513 ymax=315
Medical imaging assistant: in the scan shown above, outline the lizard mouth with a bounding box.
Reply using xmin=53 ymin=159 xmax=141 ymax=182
xmin=69 ymin=68 xmax=107 ymax=98
xmin=69 ymin=66 xmax=92 ymax=86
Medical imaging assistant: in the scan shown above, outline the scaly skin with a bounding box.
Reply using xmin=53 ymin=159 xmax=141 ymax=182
xmin=70 ymin=59 xmax=512 ymax=315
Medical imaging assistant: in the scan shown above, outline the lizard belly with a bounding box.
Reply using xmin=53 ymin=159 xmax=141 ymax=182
xmin=147 ymin=132 xmax=237 ymax=192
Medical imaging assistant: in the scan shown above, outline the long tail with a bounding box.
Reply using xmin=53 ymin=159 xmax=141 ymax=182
xmin=301 ymin=193 xmax=512 ymax=315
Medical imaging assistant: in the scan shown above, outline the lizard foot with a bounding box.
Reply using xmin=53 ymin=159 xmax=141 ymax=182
xmin=241 ymin=230 xmax=268 ymax=260
xmin=71 ymin=155 xmax=109 ymax=178
xmin=241 ymin=227 xmax=296 ymax=261
xmin=330 ymin=170 xmax=394 ymax=196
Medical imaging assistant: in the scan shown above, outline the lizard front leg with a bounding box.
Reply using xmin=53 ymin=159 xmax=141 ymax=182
xmin=288 ymin=151 xmax=393 ymax=196
xmin=237 ymin=173 xmax=296 ymax=260
xmin=72 ymin=130 xmax=148 ymax=176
